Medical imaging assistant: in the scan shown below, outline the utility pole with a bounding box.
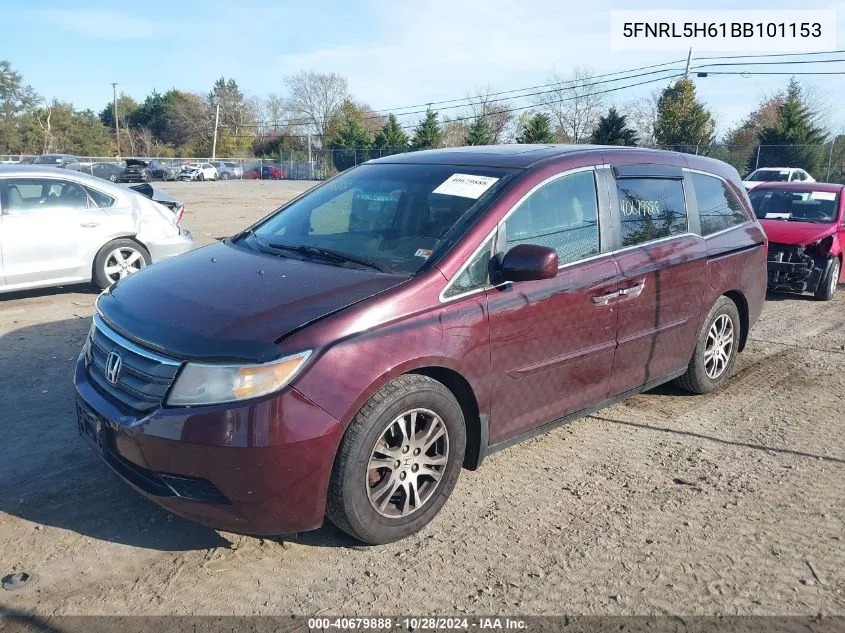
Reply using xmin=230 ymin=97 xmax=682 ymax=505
xmin=826 ymin=138 xmax=835 ymax=181
xmin=755 ymin=145 xmax=761 ymax=171
xmin=211 ymin=102 xmax=220 ymax=160
xmin=307 ymin=131 xmax=312 ymax=179
xmin=111 ymin=82 xmax=120 ymax=158
xmin=684 ymin=48 xmax=693 ymax=78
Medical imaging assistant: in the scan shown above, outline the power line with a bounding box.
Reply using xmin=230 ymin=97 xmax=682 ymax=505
xmin=692 ymin=57 xmax=845 ymax=70
xmin=694 ymin=49 xmax=845 ymax=61
xmin=699 ymin=71 xmax=845 ymax=76
xmin=376 ymin=58 xmax=688 ymax=113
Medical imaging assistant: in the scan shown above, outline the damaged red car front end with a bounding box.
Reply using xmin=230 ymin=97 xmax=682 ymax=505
xmin=748 ymin=183 xmax=844 ymax=300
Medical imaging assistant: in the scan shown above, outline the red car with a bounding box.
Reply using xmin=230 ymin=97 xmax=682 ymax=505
xmin=748 ymin=182 xmax=844 ymax=300
xmin=244 ymin=164 xmax=285 ymax=180
xmin=75 ymin=146 xmax=767 ymax=544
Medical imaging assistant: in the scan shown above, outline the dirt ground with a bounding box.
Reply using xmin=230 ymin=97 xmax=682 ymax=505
xmin=1 ymin=180 xmax=843 ymax=616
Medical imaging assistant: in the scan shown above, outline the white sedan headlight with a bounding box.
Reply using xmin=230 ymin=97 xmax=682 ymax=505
xmin=166 ymin=351 xmax=312 ymax=406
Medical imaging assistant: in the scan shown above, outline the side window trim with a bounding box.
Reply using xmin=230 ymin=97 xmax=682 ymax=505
xmin=684 ymin=168 xmax=753 ymax=238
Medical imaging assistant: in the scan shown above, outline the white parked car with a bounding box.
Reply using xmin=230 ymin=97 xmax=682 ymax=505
xmin=0 ymin=166 xmax=193 ymax=294
xmin=742 ymin=167 xmax=815 ymax=190
xmin=178 ymin=162 xmax=218 ymax=181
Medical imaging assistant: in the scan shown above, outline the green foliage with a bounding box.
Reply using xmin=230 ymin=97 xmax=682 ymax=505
xmin=464 ymin=117 xmax=494 ymax=146
xmin=753 ymin=79 xmax=827 ymax=176
xmin=411 ymin=108 xmax=443 ymax=150
xmin=327 ymin=100 xmax=372 ymax=171
xmin=98 ymin=93 xmax=139 ymax=128
xmin=590 ymin=108 xmax=638 ymax=146
xmin=516 ymin=113 xmax=555 ymax=144
xmin=654 ymin=78 xmax=715 ymax=150
xmin=0 ymin=60 xmax=40 ymax=153
xmin=373 ymin=114 xmax=409 ymax=154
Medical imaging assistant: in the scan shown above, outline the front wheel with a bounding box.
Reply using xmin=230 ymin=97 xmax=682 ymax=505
xmin=814 ymin=257 xmax=840 ymax=301
xmin=326 ymin=374 xmax=466 ymax=545
xmin=675 ymin=296 xmax=740 ymax=395
xmin=108 ymin=174 xmax=117 ymax=182
xmin=197 ymin=172 xmax=205 ymax=182
xmin=93 ymin=239 xmax=151 ymax=289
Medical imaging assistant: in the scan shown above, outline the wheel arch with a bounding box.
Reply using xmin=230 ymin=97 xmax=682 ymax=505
xmin=723 ymin=289 xmax=749 ymax=352
xmin=409 ymin=366 xmax=486 ymax=471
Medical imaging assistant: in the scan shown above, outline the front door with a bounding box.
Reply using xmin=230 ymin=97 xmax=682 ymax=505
xmin=487 ymin=168 xmax=619 ymax=444
xmin=0 ymin=177 xmax=103 ymax=286
xmin=605 ymin=166 xmax=707 ymax=395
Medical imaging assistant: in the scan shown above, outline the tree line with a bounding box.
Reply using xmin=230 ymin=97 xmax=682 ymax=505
xmin=0 ymin=60 xmax=841 ymax=181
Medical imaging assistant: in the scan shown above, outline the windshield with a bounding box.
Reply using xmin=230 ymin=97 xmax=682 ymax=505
xmin=749 ymin=188 xmax=839 ymax=223
xmin=747 ymin=169 xmax=790 ymax=182
xmin=245 ymin=163 xmax=516 ymax=275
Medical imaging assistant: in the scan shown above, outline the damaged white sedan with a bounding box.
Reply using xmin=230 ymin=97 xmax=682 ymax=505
xmin=0 ymin=166 xmax=193 ymax=294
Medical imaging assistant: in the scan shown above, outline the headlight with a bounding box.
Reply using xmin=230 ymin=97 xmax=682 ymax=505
xmin=166 ymin=351 xmax=312 ymax=406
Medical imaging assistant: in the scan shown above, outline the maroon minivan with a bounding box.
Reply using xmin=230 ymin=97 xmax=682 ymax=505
xmin=75 ymin=145 xmax=767 ymax=544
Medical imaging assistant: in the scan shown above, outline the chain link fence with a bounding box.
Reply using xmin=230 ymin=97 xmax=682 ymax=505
xmin=2 ymin=142 xmax=844 ymax=183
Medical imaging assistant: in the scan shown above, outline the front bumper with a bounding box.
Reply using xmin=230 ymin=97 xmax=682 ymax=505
xmin=74 ymin=357 xmax=345 ymax=535
xmin=147 ymin=229 xmax=194 ymax=263
xmin=766 ymin=243 xmax=824 ymax=293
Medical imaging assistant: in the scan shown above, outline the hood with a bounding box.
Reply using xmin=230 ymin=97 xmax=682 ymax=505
xmin=759 ymin=219 xmax=837 ymax=246
xmin=97 ymin=241 xmax=407 ymax=362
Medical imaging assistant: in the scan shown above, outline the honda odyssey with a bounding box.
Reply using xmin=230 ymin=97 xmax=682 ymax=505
xmin=75 ymin=145 xmax=767 ymax=544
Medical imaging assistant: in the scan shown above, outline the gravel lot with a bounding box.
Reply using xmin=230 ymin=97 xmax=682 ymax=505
xmin=1 ymin=179 xmax=843 ymax=616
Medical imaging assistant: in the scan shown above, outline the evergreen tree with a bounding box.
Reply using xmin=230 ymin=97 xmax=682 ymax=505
xmin=373 ymin=113 xmax=409 ymax=155
xmin=410 ymin=108 xmax=443 ymax=150
xmin=464 ymin=117 xmax=494 ymax=146
xmin=590 ymin=107 xmax=638 ymax=146
xmin=516 ymin=113 xmax=555 ymax=144
xmin=753 ymin=78 xmax=827 ymax=175
xmin=654 ymin=78 xmax=715 ymax=151
xmin=328 ymin=114 xmax=372 ymax=171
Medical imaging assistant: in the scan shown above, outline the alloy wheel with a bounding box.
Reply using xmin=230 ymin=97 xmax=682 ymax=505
xmin=104 ymin=247 xmax=146 ymax=283
xmin=703 ymin=314 xmax=734 ymax=379
xmin=366 ymin=408 xmax=449 ymax=518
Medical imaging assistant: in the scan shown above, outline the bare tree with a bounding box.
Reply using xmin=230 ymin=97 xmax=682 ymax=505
xmin=441 ymin=118 xmax=470 ymax=147
xmin=283 ymin=71 xmax=350 ymax=142
xmin=468 ymin=86 xmax=513 ymax=143
xmin=622 ymin=89 xmax=661 ymax=146
xmin=534 ymin=67 xmax=604 ymax=143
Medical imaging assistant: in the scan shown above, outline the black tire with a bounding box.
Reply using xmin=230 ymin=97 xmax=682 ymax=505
xmin=92 ymin=239 xmax=151 ymax=289
xmin=814 ymin=257 xmax=840 ymax=301
xmin=326 ymin=374 xmax=466 ymax=545
xmin=108 ymin=174 xmax=117 ymax=182
xmin=198 ymin=172 xmax=205 ymax=181
xmin=675 ymin=296 xmax=741 ymax=395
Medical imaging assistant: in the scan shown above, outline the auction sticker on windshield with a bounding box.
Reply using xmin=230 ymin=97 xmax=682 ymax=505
xmin=810 ymin=191 xmax=837 ymax=201
xmin=433 ymin=174 xmax=499 ymax=199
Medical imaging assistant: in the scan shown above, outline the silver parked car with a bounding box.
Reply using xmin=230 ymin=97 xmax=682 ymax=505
xmin=0 ymin=166 xmax=193 ymax=294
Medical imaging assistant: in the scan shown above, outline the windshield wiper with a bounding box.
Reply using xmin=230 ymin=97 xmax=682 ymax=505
xmin=267 ymin=243 xmax=390 ymax=273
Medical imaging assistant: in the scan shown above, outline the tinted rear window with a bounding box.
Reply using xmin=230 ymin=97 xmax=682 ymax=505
xmin=615 ymin=178 xmax=687 ymax=247
xmin=691 ymin=173 xmax=750 ymax=236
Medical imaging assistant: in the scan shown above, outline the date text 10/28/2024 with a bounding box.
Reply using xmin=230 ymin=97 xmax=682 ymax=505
xmin=308 ymin=617 xmax=527 ymax=631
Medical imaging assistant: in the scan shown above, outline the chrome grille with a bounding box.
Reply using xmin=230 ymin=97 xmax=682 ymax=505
xmin=86 ymin=315 xmax=181 ymax=412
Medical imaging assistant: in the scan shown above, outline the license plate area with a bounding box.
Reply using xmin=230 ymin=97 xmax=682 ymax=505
xmin=76 ymin=403 xmax=112 ymax=458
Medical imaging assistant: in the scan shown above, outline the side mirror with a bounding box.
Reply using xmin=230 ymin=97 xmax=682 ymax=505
xmin=497 ymin=244 xmax=558 ymax=283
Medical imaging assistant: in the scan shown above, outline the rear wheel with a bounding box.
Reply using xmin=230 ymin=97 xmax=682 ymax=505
xmin=675 ymin=296 xmax=740 ymax=395
xmin=814 ymin=257 xmax=840 ymax=301
xmin=326 ymin=375 xmax=466 ymax=545
xmin=108 ymin=174 xmax=117 ymax=182
xmin=93 ymin=239 xmax=151 ymax=289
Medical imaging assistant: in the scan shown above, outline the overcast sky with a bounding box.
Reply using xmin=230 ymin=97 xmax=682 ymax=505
xmin=4 ymin=0 xmax=844 ymax=135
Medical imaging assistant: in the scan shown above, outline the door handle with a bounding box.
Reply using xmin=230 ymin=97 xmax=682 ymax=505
xmin=618 ymin=281 xmax=645 ymax=299
xmin=590 ymin=290 xmax=620 ymax=305
xmin=80 ymin=222 xmax=100 ymax=228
